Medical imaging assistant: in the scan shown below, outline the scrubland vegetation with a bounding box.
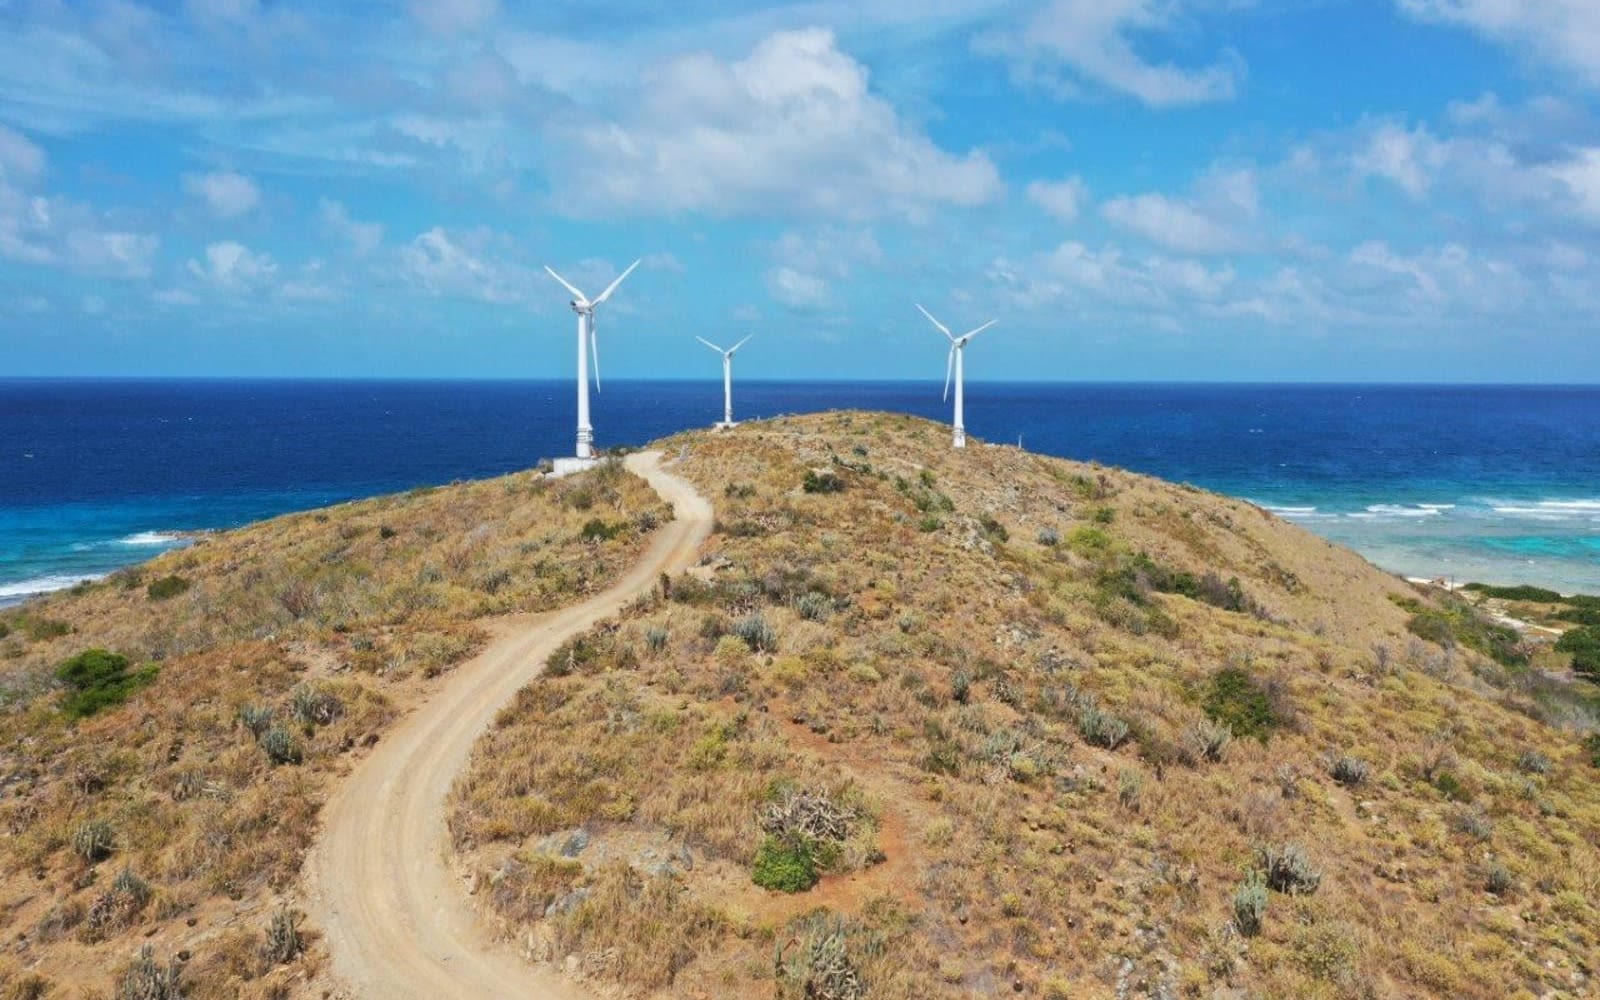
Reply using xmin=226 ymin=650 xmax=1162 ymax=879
xmin=451 ymin=412 xmax=1599 ymax=999
xmin=0 ymin=459 xmax=662 ymax=997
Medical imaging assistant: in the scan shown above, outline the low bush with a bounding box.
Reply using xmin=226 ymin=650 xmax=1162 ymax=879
xmin=260 ymin=726 xmax=302 ymax=766
xmin=775 ymin=915 xmax=866 ymax=1000
xmin=114 ymin=945 xmax=183 ymax=1000
xmin=1233 ymin=871 xmax=1268 ymax=936
xmin=802 ymin=470 xmax=844 ymax=494
xmin=1077 ymin=702 xmax=1130 ymax=750
xmin=1463 ymin=583 xmax=1562 ymax=602
xmin=1259 ymin=843 xmax=1322 ymax=895
xmin=1555 ymin=626 xmax=1600 ymax=678
xmin=261 ymin=906 xmax=303 ymax=966
xmin=1328 ymin=754 xmax=1370 ymax=787
xmin=1203 ymin=667 xmax=1281 ymax=743
xmin=732 ymin=614 xmax=777 ymax=653
xmin=72 ymin=819 xmax=115 ymax=863
xmin=1406 ymin=595 xmax=1527 ymax=667
xmin=1517 ymin=750 xmax=1552 ymax=775
xmin=145 ymin=575 xmax=190 ymax=601
xmin=752 ymin=835 xmax=818 ymax=893
xmin=1181 ymin=719 xmax=1232 ymax=764
xmin=55 ymin=649 xmax=158 ymax=720
xmin=580 ymin=518 xmax=624 ymax=542
xmin=290 ymin=683 xmax=343 ymax=727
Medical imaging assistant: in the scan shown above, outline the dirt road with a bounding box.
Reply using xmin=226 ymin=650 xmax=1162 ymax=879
xmin=305 ymin=451 xmax=712 ymax=999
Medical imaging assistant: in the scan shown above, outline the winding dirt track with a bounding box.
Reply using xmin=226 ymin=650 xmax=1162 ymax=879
xmin=305 ymin=452 xmax=712 ymax=999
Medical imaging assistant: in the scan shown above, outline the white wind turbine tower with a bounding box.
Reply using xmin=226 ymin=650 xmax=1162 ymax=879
xmin=543 ymin=258 xmax=640 ymax=463
xmin=696 ymin=335 xmax=753 ymax=428
xmin=917 ymin=303 xmax=997 ymax=449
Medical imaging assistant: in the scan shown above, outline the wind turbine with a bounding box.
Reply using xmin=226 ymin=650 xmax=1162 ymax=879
xmin=917 ymin=304 xmax=997 ymax=449
xmin=696 ymin=335 xmax=753 ymax=428
xmin=543 ymin=259 xmax=640 ymax=460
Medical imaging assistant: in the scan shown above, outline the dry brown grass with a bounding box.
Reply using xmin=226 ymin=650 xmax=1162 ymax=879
xmin=0 ymin=458 xmax=662 ymax=997
xmin=452 ymin=412 xmax=1600 ymax=999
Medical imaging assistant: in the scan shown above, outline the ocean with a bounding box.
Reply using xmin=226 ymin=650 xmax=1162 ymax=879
xmin=3 ymin=379 xmax=1598 ymax=604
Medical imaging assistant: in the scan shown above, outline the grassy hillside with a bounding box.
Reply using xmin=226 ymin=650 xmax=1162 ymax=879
xmin=450 ymin=412 xmax=1600 ymax=1000
xmin=0 ymin=459 xmax=665 ymax=999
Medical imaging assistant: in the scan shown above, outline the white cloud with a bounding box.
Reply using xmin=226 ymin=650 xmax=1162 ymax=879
xmin=981 ymin=0 xmax=1243 ymax=107
xmin=319 ymin=199 xmax=384 ymax=256
xmin=1544 ymin=148 xmax=1600 ymax=223
xmin=410 ymin=0 xmax=499 ymax=35
xmin=556 ymin=28 xmax=1002 ymax=221
xmin=0 ymin=170 xmax=159 ymax=279
xmin=187 ymin=240 xmax=278 ymax=292
xmin=398 ymin=226 xmax=526 ymax=303
xmin=1352 ymin=122 xmax=1446 ymax=197
xmin=1025 ymin=176 xmax=1089 ymax=222
xmin=765 ymin=266 xmax=831 ymax=309
xmin=1398 ymin=0 xmax=1600 ymax=90
xmin=183 ymin=170 xmax=261 ymax=219
xmin=1100 ymin=169 xmax=1257 ymax=254
xmin=0 ymin=124 xmax=45 ymax=182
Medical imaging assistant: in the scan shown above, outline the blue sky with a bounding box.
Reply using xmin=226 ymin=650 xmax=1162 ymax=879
xmin=1 ymin=0 xmax=1599 ymax=381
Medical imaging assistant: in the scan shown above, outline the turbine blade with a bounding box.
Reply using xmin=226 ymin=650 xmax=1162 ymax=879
xmin=958 ymin=319 xmax=998 ymax=344
xmin=943 ymin=346 xmax=954 ymax=402
xmin=544 ymin=265 xmax=587 ymax=304
xmin=590 ymin=326 xmax=601 ymax=393
xmin=696 ymin=336 xmax=725 ymax=354
xmin=592 ymin=258 xmax=641 ymax=305
xmin=728 ymin=334 xmax=754 ymax=355
xmin=916 ymin=303 xmax=954 ymax=341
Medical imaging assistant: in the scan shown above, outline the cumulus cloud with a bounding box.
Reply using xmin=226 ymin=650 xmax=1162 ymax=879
xmin=319 ymin=199 xmax=384 ymax=256
xmin=762 ymin=226 xmax=883 ymax=310
xmin=1101 ymin=169 xmax=1258 ymax=254
xmin=981 ymin=0 xmax=1243 ymax=107
xmin=183 ymin=170 xmax=261 ymax=219
xmin=187 ymin=240 xmax=278 ymax=292
xmin=398 ymin=226 xmax=527 ymax=303
xmin=1398 ymin=0 xmax=1600 ymax=90
xmin=556 ymin=28 xmax=1002 ymax=221
xmin=1352 ymin=122 xmax=1446 ymax=197
xmin=1025 ymin=176 xmax=1089 ymax=222
xmin=0 ymin=174 xmax=159 ymax=279
xmin=765 ymin=266 xmax=831 ymax=309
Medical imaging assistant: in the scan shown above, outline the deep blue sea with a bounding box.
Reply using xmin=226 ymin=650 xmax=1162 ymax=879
xmin=3 ymin=379 xmax=1598 ymax=603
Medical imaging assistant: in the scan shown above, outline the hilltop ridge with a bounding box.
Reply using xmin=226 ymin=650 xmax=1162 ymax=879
xmin=452 ymin=411 xmax=1598 ymax=999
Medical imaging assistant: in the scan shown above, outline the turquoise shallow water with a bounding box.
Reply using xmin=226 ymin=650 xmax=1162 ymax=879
xmin=3 ymin=379 xmax=1598 ymax=603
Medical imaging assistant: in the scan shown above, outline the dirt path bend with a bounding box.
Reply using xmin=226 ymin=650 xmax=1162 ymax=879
xmin=305 ymin=451 xmax=712 ymax=1000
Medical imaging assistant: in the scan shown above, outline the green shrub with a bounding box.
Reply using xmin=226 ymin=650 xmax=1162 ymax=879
xmin=1233 ymin=871 xmax=1268 ymax=936
xmin=580 ymin=518 xmax=623 ymax=542
xmin=802 ymin=470 xmax=844 ymax=494
xmin=752 ymin=835 xmax=818 ymax=893
xmin=1407 ymin=595 xmax=1527 ymax=667
xmin=645 ymin=626 xmax=670 ymax=653
xmin=291 ymin=683 xmax=343 ymax=727
xmin=55 ymin=649 xmax=158 ymax=720
xmin=732 ymin=614 xmax=777 ymax=653
xmin=237 ymin=704 xmax=274 ymax=739
xmin=1036 ymin=527 xmax=1060 ymax=546
xmin=22 ymin=616 xmax=72 ymax=641
xmin=1517 ymin=750 xmax=1552 ymax=775
xmin=0 ymin=620 xmax=8 ymax=639
xmin=1555 ymin=626 xmax=1600 ymax=678
xmin=145 ymin=575 xmax=190 ymax=601
xmin=1433 ymin=770 xmax=1472 ymax=802
xmin=1485 ymin=860 xmax=1513 ymax=896
xmin=72 ymin=819 xmax=115 ymax=863
xmin=1328 ymin=754 xmax=1370 ymax=787
xmin=1181 ymin=719 xmax=1232 ymax=764
xmin=774 ymin=914 xmax=865 ymax=1000
xmin=918 ymin=515 xmax=942 ymax=533
xmin=1076 ymin=702 xmax=1130 ymax=750
xmin=978 ymin=515 xmax=1009 ymax=542
xmin=1203 ymin=667 xmax=1280 ymax=743
xmin=1585 ymin=733 xmax=1600 ymax=768
xmin=1463 ymin=583 xmax=1562 ymax=602
xmin=261 ymin=906 xmax=303 ymax=965
xmin=1259 ymin=843 xmax=1322 ymax=895
xmin=259 ymin=726 xmax=302 ymax=766
xmin=114 ymin=945 xmax=183 ymax=1000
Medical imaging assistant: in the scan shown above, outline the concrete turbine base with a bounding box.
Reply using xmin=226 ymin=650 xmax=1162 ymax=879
xmin=550 ymin=456 xmax=601 ymax=478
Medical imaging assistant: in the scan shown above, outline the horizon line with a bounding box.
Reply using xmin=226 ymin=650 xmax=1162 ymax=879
xmin=4 ymin=375 xmax=1600 ymax=388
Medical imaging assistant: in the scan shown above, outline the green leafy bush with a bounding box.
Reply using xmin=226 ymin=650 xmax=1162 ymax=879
xmin=802 ymin=470 xmax=845 ymax=494
xmin=1555 ymin=626 xmax=1600 ymax=678
xmin=580 ymin=518 xmax=623 ymax=542
xmin=1463 ymin=583 xmax=1563 ymax=602
xmin=55 ymin=649 xmax=158 ymax=720
xmin=22 ymin=616 xmax=72 ymax=641
xmin=752 ymin=835 xmax=818 ymax=893
xmin=1233 ymin=871 xmax=1268 ymax=936
xmin=1203 ymin=667 xmax=1281 ymax=743
xmin=1258 ymin=842 xmax=1322 ymax=895
xmin=145 ymin=575 xmax=190 ymax=601
xmin=1406 ymin=595 xmax=1527 ymax=667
